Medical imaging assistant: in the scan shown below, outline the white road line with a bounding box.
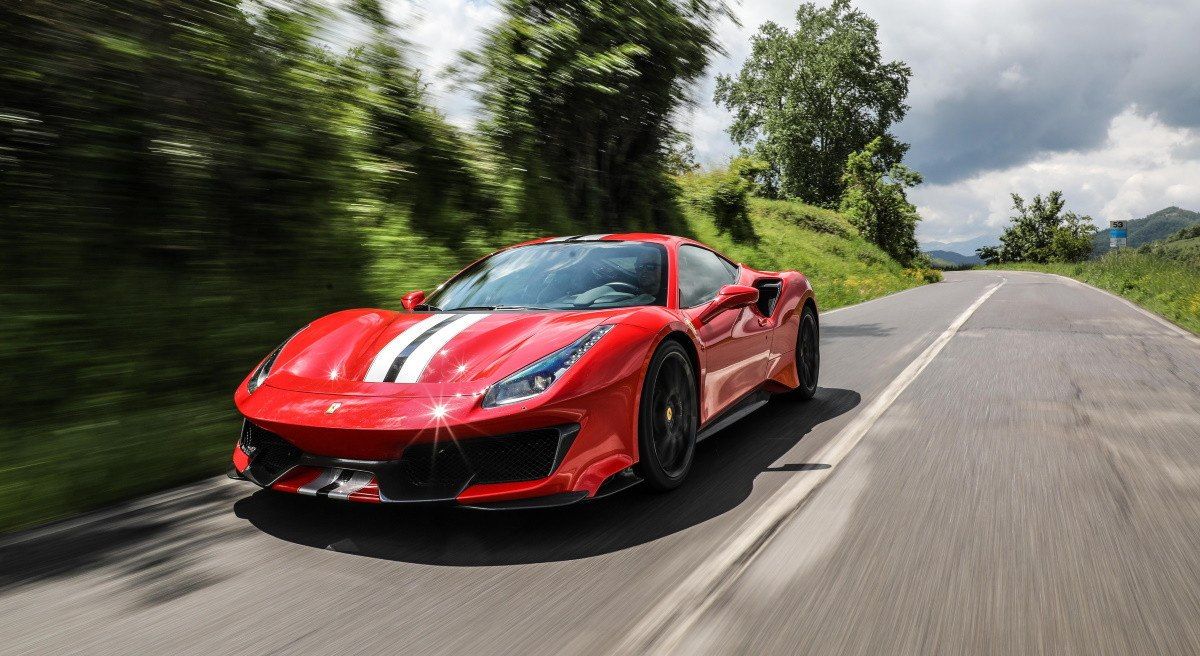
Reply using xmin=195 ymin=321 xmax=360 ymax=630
xmin=613 ymin=277 xmax=1007 ymax=656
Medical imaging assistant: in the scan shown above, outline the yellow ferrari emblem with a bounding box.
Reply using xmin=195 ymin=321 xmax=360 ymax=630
xmin=666 ymin=406 xmax=674 ymax=422
xmin=326 ymin=402 xmax=342 ymax=414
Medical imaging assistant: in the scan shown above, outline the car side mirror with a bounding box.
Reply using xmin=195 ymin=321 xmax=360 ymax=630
xmin=401 ymin=290 xmax=426 ymax=311
xmin=695 ymin=284 xmax=759 ymax=326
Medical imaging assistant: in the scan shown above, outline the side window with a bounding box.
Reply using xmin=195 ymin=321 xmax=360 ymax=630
xmin=678 ymin=245 xmax=739 ymax=308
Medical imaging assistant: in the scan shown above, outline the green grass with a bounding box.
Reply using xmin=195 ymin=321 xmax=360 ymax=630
xmin=1145 ymin=236 xmax=1200 ymax=263
xmin=678 ymin=173 xmax=940 ymax=310
xmin=984 ymin=251 xmax=1200 ymax=335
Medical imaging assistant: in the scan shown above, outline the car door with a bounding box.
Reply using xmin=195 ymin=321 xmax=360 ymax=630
xmin=677 ymin=245 xmax=771 ymax=422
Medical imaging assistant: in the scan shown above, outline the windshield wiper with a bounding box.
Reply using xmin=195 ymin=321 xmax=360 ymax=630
xmin=450 ymin=305 xmax=553 ymax=312
xmin=413 ymin=303 xmax=441 ymax=312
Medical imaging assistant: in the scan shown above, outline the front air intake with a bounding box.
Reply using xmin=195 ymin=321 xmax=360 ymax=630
xmin=401 ymin=425 xmax=578 ymax=488
xmin=240 ymin=420 xmax=302 ymax=485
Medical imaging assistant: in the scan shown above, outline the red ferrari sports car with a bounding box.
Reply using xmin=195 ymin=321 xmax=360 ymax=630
xmin=230 ymin=234 xmax=819 ymax=508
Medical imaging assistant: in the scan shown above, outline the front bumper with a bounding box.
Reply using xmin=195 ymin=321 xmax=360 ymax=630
xmin=231 ymin=420 xmax=585 ymax=505
xmin=232 ymin=358 xmax=644 ymax=506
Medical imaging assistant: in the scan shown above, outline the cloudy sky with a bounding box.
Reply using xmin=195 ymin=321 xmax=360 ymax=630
xmin=385 ymin=0 xmax=1200 ymax=244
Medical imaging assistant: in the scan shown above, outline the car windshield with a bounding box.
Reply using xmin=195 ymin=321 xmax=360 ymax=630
xmin=422 ymin=241 xmax=668 ymax=311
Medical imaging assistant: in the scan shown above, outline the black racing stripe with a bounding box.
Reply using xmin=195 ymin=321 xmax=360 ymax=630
xmin=564 ymin=235 xmax=584 ymax=241
xmin=384 ymin=313 xmax=469 ymax=382
xmin=316 ymin=469 xmax=352 ymax=497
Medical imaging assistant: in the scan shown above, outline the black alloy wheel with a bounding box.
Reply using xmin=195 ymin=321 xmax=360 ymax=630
xmin=635 ymin=341 xmax=698 ymax=490
xmin=791 ymin=305 xmax=820 ymax=400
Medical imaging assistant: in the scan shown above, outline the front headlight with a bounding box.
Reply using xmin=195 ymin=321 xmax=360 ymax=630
xmin=246 ymin=326 xmax=306 ymax=394
xmin=482 ymin=325 xmax=613 ymax=408
xmin=246 ymin=344 xmax=285 ymax=394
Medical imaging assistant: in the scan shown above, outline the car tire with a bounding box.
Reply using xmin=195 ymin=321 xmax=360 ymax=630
xmin=787 ymin=304 xmax=820 ymax=400
xmin=634 ymin=340 xmax=698 ymax=491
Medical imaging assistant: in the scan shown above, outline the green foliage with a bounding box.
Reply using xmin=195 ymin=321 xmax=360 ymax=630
xmin=0 ymin=0 xmax=497 ymax=532
xmin=978 ymin=191 xmax=1096 ymax=264
xmin=663 ymin=131 xmax=701 ymax=176
xmin=465 ymin=0 xmax=730 ymax=232
xmin=693 ymin=170 xmax=758 ymax=244
xmin=838 ymin=137 xmax=922 ymax=265
xmin=985 ymin=253 xmax=1200 ymax=335
xmin=679 ymin=173 xmax=940 ymax=308
xmin=1138 ymin=223 xmax=1200 ymax=266
xmin=1166 ymin=223 xmax=1200 ymax=242
xmin=353 ymin=1 xmax=500 ymax=244
xmin=728 ymin=154 xmax=773 ymax=197
xmin=714 ymin=0 xmax=911 ymax=205
xmin=1050 ymin=214 xmax=1095 ymax=263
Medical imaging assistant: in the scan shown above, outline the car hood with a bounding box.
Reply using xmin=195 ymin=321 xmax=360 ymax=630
xmin=262 ymin=308 xmax=634 ymax=397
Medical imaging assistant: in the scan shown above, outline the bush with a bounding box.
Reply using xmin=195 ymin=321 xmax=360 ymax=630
xmin=703 ymin=172 xmax=758 ymax=244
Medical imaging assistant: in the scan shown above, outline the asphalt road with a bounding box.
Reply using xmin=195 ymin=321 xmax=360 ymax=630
xmin=4 ymin=270 xmax=1200 ymax=655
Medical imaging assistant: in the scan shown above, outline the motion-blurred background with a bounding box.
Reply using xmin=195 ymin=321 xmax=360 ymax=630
xmin=2 ymin=0 xmax=946 ymax=532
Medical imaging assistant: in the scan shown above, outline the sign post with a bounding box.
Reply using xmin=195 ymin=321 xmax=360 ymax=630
xmin=1109 ymin=220 xmax=1127 ymax=250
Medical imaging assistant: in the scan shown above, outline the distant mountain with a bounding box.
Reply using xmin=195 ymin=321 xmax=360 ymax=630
xmin=925 ymin=249 xmax=983 ymax=267
xmin=919 ymin=234 xmax=1000 ymax=257
xmin=1091 ymin=206 xmax=1200 ymax=256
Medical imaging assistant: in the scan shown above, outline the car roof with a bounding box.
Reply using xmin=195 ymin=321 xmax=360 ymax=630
xmin=513 ymin=233 xmax=702 ymax=248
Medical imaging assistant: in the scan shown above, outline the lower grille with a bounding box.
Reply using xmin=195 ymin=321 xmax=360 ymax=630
xmin=237 ymin=420 xmax=578 ymax=501
xmin=402 ymin=427 xmax=575 ymax=488
xmin=240 ymin=421 xmax=302 ymax=484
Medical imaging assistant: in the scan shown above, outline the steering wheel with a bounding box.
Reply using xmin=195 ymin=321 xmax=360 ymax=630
xmin=605 ymin=281 xmax=640 ymax=295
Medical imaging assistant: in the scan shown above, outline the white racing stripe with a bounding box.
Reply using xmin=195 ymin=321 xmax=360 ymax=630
xmin=364 ymin=314 xmax=453 ymax=382
xmin=393 ymin=313 xmax=489 ymax=383
xmin=613 ymin=276 xmax=1007 ymax=655
xmin=297 ymin=468 xmax=343 ymax=496
xmin=326 ymin=470 xmax=375 ymax=500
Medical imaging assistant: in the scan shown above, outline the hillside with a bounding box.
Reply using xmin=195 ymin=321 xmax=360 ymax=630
xmin=1137 ymin=223 xmax=1200 ymax=264
xmin=1090 ymin=206 xmax=1200 ymax=255
xmin=678 ymin=173 xmax=940 ymax=309
xmin=919 ymin=234 xmax=999 ymax=257
xmin=925 ymin=249 xmax=984 ymax=268
xmin=1154 ymin=236 xmax=1200 ymax=262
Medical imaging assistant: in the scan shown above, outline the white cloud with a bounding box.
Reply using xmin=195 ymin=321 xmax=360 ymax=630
xmin=385 ymin=0 xmax=1200 ymax=243
xmin=912 ymin=109 xmax=1200 ymax=242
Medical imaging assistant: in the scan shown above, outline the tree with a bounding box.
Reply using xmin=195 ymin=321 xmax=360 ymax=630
xmin=977 ymin=191 xmax=1096 ymax=264
xmin=729 ymin=154 xmax=773 ymax=197
xmin=714 ymin=0 xmax=911 ymax=206
xmin=465 ymin=0 xmax=731 ymax=232
xmin=350 ymin=0 xmax=497 ymax=243
xmin=663 ymin=130 xmax=701 ymax=176
xmin=838 ymin=137 xmax=922 ymax=264
xmin=704 ymin=170 xmax=757 ymax=244
xmin=1050 ymin=211 xmax=1096 ymax=263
